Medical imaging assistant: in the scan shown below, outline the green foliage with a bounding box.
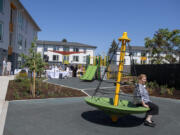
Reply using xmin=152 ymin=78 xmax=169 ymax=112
xmin=108 ymin=40 xmax=118 ymax=54
xmin=160 ymin=85 xmax=168 ymax=95
xmin=145 ymin=28 xmax=180 ymax=64
xmin=21 ymin=41 xmax=47 ymax=77
xmin=62 ymin=38 xmax=67 ymax=42
xmin=15 ymin=71 xmax=28 ymax=82
xmin=167 ymin=87 xmax=174 ymax=96
xmin=13 ymin=91 xmax=20 ymax=100
xmin=159 ymin=85 xmax=174 ymax=96
xmin=146 ymin=81 xmax=159 ymax=94
xmin=146 ymin=81 xmax=159 ymax=89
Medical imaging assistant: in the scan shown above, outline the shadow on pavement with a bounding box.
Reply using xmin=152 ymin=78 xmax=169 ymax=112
xmin=81 ymin=110 xmax=144 ymax=127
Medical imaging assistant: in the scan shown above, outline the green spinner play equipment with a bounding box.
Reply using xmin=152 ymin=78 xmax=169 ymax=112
xmin=84 ymin=32 xmax=149 ymax=122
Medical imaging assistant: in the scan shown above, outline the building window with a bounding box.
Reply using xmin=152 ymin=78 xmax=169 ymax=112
xmin=18 ymin=34 xmax=23 ymax=49
xmin=53 ymin=55 xmax=59 ymax=61
xmin=73 ymin=48 xmax=79 ymax=52
xmin=132 ymin=51 xmax=137 ymax=57
xmin=0 ymin=0 xmax=3 ymax=13
xmin=18 ymin=11 xmax=24 ymax=30
xmin=56 ymin=46 xmax=60 ymax=51
xmin=84 ymin=49 xmax=87 ymax=53
xmin=141 ymin=51 xmax=146 ymax=57
xmin=73 ymin=56 xmax=79 ymax=62
xmin=0 ymin=22 xmax=3 ymax=41
xmin=24 ymin=39 xmax=27 ymax=49
xmin=53 ymin=46 xmax=56 ymax=51
xmin=83 ymin=56 xmax=86 ymax=62
xmin=33 ymin=29 xmax=37 ymax=40
xmin=25 ymin=18 xmax=28 ymax=33
xmin=63 ymin=56 xmax=69 ymax=61
xmin=44 ymin=46 xmax=48 ymax=52
xmin=43 ymin=55 xmax=49 ymax=62
xmin=63 ymin=47 xmax=69 ymax=52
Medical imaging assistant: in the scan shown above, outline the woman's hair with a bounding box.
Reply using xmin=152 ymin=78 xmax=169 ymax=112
xmin=138 ymin=74 xmax=147 ymax=80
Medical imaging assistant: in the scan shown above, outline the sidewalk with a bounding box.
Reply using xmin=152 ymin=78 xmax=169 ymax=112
xmin=0 ymin=76 xmax=14 ymax=135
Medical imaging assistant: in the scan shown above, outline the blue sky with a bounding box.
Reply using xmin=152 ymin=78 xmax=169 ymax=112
xmin=20 ymin=0 xmax=180 ymax=55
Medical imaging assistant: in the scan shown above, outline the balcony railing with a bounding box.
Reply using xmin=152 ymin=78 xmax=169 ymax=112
xmin=9 ymin=23 xmax=13 ymax=32
xmin=8 ymin=46 xmax=13 ymax=55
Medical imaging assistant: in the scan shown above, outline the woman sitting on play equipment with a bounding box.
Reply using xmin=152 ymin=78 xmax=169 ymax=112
xmin=134 ymin=74 xmax=159 ymax=127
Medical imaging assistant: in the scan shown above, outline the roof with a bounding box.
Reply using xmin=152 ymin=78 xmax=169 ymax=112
xmin=36 ymin=40 xmax=97 ymax=49
xmin=126 ymin=46 xmax=150 ymax=51
xmin=116 ymin=46 xmax=150 ymax=52
xmin=17 ymin=0 xmax=41 ymax=31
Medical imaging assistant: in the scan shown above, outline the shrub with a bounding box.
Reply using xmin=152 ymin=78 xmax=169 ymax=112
xmin=13 ymin=91 xmax=20 ymax=100
xmin=15 ymin=70 xmax=28 ymax=82
xmin=167 ymin=87 xmax=174 ymax=96
xmin=147 ymin=81 xmax=159 ymax=89
xmin=160 ymin=85 xmax=168 ymax=95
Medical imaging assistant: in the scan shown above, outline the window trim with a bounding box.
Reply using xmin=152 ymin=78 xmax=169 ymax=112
xmin=73 ymin=47 xmax=79 ymax=52
xmin=53 ymin=55 xmax=59 ymax=61
xmin=18 ymin=33 xmax=23 ymax=50
xmin=0 ymin=21 xmax=3 ymax=42
xmin=73 ymin=56 xmax=79 ymax=62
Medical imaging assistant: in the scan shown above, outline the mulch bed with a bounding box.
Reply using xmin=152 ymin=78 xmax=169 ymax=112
xmin=6 ymin=80 xmax=87 ymax=101
xmin=6 ymin=78 xmax=180 ymax=101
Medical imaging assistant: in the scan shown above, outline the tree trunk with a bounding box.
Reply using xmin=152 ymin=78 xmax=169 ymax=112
xmin=32 ymin=61 xmax=36 ymax=98
xmin=30 ymin=71 xmax=33 ymax=96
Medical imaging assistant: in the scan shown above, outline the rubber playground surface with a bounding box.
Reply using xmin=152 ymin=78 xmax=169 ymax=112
xmin=3 ymin=78 xmax=180 ymax=135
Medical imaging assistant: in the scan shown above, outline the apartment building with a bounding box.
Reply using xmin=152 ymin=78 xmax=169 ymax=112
xmin=113 ymin=46 xmax=151 ymax=65
xmin=0 ymin=0 xmax=40 ymax=74
xmin=36 ymin=40 xmax=97 ymax=65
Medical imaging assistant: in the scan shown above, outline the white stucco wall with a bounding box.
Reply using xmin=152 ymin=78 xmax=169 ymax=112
xmin=37 ymin=45 xmax=96 ymax=64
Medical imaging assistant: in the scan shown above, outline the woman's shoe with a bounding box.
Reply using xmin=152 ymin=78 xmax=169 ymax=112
xmin=144 ymin=120 xmax=156 ymax=127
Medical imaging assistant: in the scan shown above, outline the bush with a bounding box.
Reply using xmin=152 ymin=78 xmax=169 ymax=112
xmin=167 ymin=87 xmax=174 ymax=96
xmin=13 ymin=91 xmax=20 ymax=100
xmin=15 ymin=70 xmax=28 ymax=82
xmin=159 ymin=85 xmax=175 ymax=96
xmin=146 ymin=81 xmax=159 ymax=94
xmin=147 ymin=81 xmax=159 ymax=89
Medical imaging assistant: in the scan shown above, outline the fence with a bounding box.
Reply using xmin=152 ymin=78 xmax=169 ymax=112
xmin=131 ymin=64 xmax=180 ymax=89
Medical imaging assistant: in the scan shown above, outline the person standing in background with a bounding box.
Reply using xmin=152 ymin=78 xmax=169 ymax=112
xmin=2 ymin=58 xmax=7 ymax=76
xmin=7 ymin=60 xmax=12 ymax=75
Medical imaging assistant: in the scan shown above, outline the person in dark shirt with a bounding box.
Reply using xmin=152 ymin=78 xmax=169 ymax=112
xmin=73 ymin=65 xmax=78 ymax=77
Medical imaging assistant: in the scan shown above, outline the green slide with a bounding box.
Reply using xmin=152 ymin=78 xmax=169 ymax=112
xmin=80 ymin=65 xmax=97 ymax=81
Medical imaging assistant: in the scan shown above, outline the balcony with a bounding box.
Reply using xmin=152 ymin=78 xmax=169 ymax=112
xmin=8 ymin=46 xmax=13 ymax=55
xmin=9 ymin=23 xmax=13 ymax=32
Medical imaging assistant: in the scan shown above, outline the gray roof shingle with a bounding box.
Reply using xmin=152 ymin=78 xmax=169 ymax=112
xmin=36 ymin=40 xmax=97 ymax=48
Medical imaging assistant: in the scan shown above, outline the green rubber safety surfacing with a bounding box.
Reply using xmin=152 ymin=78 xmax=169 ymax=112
xmin=85 ymin=97 xmax=149 ymax=116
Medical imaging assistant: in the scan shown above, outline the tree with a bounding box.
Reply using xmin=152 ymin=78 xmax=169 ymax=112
xmin=108 ymin=40 xmax=118 ymax=54
xmin=62 ymin=38 xmax=67 ymax=42
xmin=145 ymin=28 xmax=180 ymax=64
xmin=21 ymin=41 xmax=47 ymax=97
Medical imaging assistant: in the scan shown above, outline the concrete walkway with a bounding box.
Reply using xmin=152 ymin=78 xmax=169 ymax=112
xmin=0 ymin=76 xmax=14 ymax=135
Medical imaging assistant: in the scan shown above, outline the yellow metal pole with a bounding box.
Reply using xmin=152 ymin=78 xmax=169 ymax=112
xmin=104 ymin=56 xmax=107 ymax=66
xmin=111 ymin=32 xmax=130 ymax=122
xmin=93 ymin=56 xmax=96 ymax=66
